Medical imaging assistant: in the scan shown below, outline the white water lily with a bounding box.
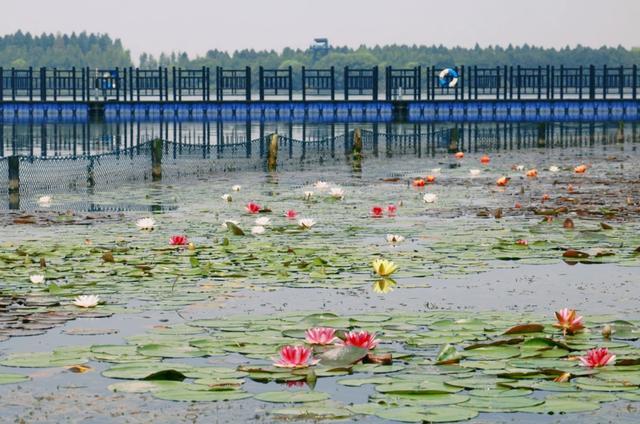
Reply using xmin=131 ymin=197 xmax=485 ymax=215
xmin=232 ymin=185 xmax=241 ymax=191
xmin=304 ymin=191 xmax=314 ymax=200
xmin=30 ymin=274 xmax=45 ymax=284
xmin=251 ymin=225 xmax=266 ymax=235
xmin=136 ymin=217 xmax=155 ymax=231
xmin=423 ymin=193 xmax=438 ymax=203
xmin=469 ymin=169 xmax=481 ymax=177
xmin=255 ymin=217 xmax=271 ymax=226
xmin=515 ymin=164 xmax=525 ymax=171
xmin=329 ymin=187 xmax=345 ymax=199
xmin=37 ymin=196 xmax=52 ymax=207
xmin=431 ymin=168 xmax=442 ymax=174
xmin=221 ymin=219 xmax=239 ymax=230
xmin=73 ymin=295 xmax=100 ymax=308
xmin=549 ymin=165 xmax=560 ymax=172
xmin=221 ymin=194 xmax=232 ymax=202
xmin=298 ymin=218 xmax=316 ymax=229
xmin=314 ymin=181 xmax=329 ymax=190
xmin=386 ymin=234 xmax=405 ymax=245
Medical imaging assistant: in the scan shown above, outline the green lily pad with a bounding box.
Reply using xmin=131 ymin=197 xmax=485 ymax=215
xmin=254 ymin=391 xmax=330 ymax=403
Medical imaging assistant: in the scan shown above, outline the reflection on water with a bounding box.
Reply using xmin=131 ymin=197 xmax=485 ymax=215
xmin=0 ymin=120 xmax=636 ymax=159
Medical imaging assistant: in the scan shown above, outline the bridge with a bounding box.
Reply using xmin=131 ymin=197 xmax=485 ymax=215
xmin=0 ymin=64 xmax=638 ymax=122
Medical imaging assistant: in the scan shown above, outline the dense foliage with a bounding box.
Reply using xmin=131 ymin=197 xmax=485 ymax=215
xmin=1 ymin=31 xmax=639 ymax=69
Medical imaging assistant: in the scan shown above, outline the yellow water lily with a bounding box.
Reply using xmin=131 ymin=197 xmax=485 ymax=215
xmin=372 ymin=258 xmax=398 ymax=277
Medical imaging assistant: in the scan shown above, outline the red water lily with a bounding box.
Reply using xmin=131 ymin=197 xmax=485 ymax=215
xmin=425 ymin=175 xmax=436 ymax=183
xmin=371 ymin=206 xmax=384 ymax=218
xmin=413 ymin=178 xmax=425 ymax=187
xmin=542 ymin=194 xmax=550 ymax=202
xmin=305 ymin=327 xmax=337 ymax=345
xmin=273 ymin=345 xmax=316 ymax=368
xmin=285 ymin=209 xmax=298 ymax=219
xmin=515 ymin=239 xmax=528 ymax=246
xmin=454 ymin=152 xmax=464 ymax=159
xmin=574 ymin=164 xmax=587 ymax=174
xmin=579 ymin=347 xmax=615 ymax=368
xmin=480 ymin=155 xmax=490 ymax=164
xmin=387 ymin=204 xmax=397 ymax=216
xmin=245 ymin=202 xmax=261 ymax=214
xmin=526 ymin=169 xmax=538 ymax=178
xmin=342 ymin=330 xmax=378 ymax=350
xmin=553 ymin=308 xmax=585 ymax=335
xmin=496 ymin=176 xmax=510 ymax=187
xmin=514 ymin=202 xmax=522 ymax=209
xmin=170 ymin=235 xmax=188 ymax=246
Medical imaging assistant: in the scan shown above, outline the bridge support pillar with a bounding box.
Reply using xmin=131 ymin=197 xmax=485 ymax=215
xmin=151 ymin=139 xmax=163 ymax=181
xmin=8 ymin=156 xmax=20 ymax=210
xmin=267 ymin=133 xmax=278 ymax=171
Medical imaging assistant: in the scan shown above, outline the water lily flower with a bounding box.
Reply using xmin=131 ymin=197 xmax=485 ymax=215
xmin=245 ymin=202 xmax=261 ymax=214
xmin=413 ymin=178 xmax=426 ymax=187
xmin=251 ymin=226 xmax=266 ymax=235
xmin=221 ymin=194 xmax=232 ymax=202
xmin=273 ymin=345 xmax=317 ymax=368
xmin=567 ymin=184 xmax=575 ymax=193
xmin=372 ymin=258 xmax=398 ymax=276
xmin=386 ymin=234 xmax=405 ymax=245
xmin=304 ymin=191 xmax=314 ymax=200
xmin=330 ymin=187 xmax=345 ymax=199
xmin=232 ymin=185 xmax=241 ymax=191
xmin=255 ymin=217 xmax=271 ymax=226
xmin=454 ymin=152 xmax=464 ymax=159
xmin=542 ymin=193 xmax=550 ymax=202
xmin=372 ymin=279 xmax=396 ymax=294
xmin=515 ymin=239 xmax=528 ymax=246
xmin=298 ymin=218 xmax=316 ymax=229
xmin=480 ymin=155 xmax=490 ymax=164
xmin=578 ymin=347 xmax=615 ymax=368
xmin=526 ymin=169 xmax=538 ymax=178
xmin=73 ymin=295 xmax=100 ymax=308
xmin=188 ymin=242 xmax=196 ymax=251
xmin=496 ymin=176 xmax=510 ymax=187
xmin=285 ymin=210 xmax=298 ymax=219
xmin=425 ymin=175 xmax=436 ymax=183
xmin=314 ymin=181 xmax=329 ymax=190
xmin=514 ymin=202 xmax=522 ymax=208
xmin=423 ymin=193 xmax=437 ymax=203
xmin=549 ymin=165 xmax=560 ymax=172
xmin=30 ymin=274 xmax=45 ymax=284
xmin=305 ymin=327 xmax=337 ymax=345
xmin=371 ymin=206 xmax=384 ymax=218
xmin=342 ymin=330 xmax=379 ymax=350
xmin=136 ymin=217 xmax=155 ymax=231
xmin=387 ymin=204 xmax=397 ymax=216
xmin=553 ymin=308 xmax=585 ymax=335
xmin=170 ymin=235 xmax=188 ymax=246
xmin=37 ymin=196 xmax=52 ymax=207
xmin=514 ymin=164 xmax=525 ymax=171
xmin=469 ymin=169 xmax=481 ymax=177
xmin=575 ymin=164 xmax=587 ymax=173
xmin=431 ymin=168 xmax=442 ymax=174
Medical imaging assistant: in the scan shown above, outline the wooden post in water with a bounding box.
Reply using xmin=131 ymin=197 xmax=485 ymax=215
xmin=267 ymin=133 xmax=278 ymax=171
xmin=151 ymin=139 xmax=163 ymax=181
xmin=616 ymin=121 xmax=625 ymax=143
xmin=537 ymin=123 xmax=546 ymax=147
xmin=87 ymin=157 xmax=95 ymax=187
xmin=8 ymin=156 xmax=19 ymax=210
xmin=352 ymin=128 xmax=363 ymax=172
xmin=448 ymin=127 xmax=459 ymax=153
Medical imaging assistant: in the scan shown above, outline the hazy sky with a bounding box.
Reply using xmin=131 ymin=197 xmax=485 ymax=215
xmin=1 ymin=0 xmax=638 ymax=59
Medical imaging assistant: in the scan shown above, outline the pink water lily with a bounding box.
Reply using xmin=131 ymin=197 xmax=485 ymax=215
xmin=170 ymin=235 xmax=188 ymax=246
xmin=273 ymin=345 xmax=317 ymax=368
xmin=305 ymin=327 xmax=337 ymax=345
xmin=387 ymin=204 xmax=397 ymax=216
xmin=285 ymin=209 xmax=298 ymax=219
xmin=342 ymin=330 xmax=378 ymax=350
xmin=246 ymin=202 xmax=261 ymax=214
xmin=553 ymin=308 xmax=585 ymax=335
xmin=579 ymin=347 xmax=616 ymax=368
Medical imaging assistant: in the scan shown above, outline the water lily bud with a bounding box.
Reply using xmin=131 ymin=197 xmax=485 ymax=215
xmin=188 ymin=242 xmax=196 ymax=251
xmin=602 ymin=324 xmax=612 ymax=339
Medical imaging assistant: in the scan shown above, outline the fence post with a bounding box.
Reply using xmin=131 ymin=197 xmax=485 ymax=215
xmin=474 ymin=65 xmax=478 ymax=99
xmin=517 ymin=65 xmax=521 ymax=99
xmin=330 ymin=66 xmax=335 ymax=101
xmin=288 ymin=65 xmax=293 ymax=101
xmin=537 ymin=123 xmax=546 ymax=147
xmin=616 ymin=121 xmax=625 ymax=142
xmin=344 ymin=66 xmax=349 ymax=100
xmin=373 ymin=66 xmax=379 ymax=100
xmin=259 ymin=66 xmax=264 ymax=100
xmin=72 ymin=66 xmax=77 ymax=101
xmin=172 ymin=67 xmax=176 ymax=101
xmin=0 ymin=67 xmax=3 ymax=101
xmin=385 ymin=66 xmax=390 ymax=100
xmin=151 ymin=138 xmax=163 ymax=181
xmin=8 ymin=156 xmax=19 ymax=210
xmin=537 ymin=66 xmax=542 ymax=99
xmin=633 ymin=64 xmax=638 ymax=100
xmin=417 ymin=65 xmax=422 ymax=100
xmin=448 ymin=127 xmax=459 ymax=153
xmin=589 ymin=65 xmax=595 ymax=99
xmin=245 ymin=66 xmax=251 ymax=101
xmin=559 ymin=65 xmax=564 ymax=100
xmin=603 ymin=65 xmax=608 ymax=100
xmin=40 ymin=67 xmax=46 ymax=101
xmin=496 ymin=66 xmax=500 ymax=100
xmin=301 ymin=66 xmax=306 ymax=101
xmin=178 ymin=68 xmax=182 ymax=101
xmin=267 ymin=133 xmax=278 ymax=171
xmin=578 ymin=66 xmax=583 ymax=100
xmin=619 ymin=65 xmax=624 ymax=99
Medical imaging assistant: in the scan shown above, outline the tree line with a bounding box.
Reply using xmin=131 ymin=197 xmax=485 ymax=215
xmin=1 ymin=31 xmax=639 ymax=70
